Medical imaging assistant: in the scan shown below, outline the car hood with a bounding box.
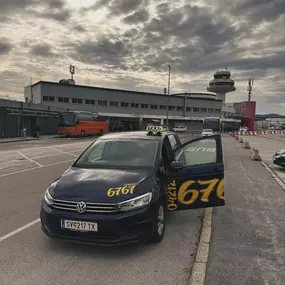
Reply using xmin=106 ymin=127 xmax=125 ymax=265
xmin=275 ymin=149 xmax=285 ymax=155
xmin=49 ymin=167 xmax=155 ymax=203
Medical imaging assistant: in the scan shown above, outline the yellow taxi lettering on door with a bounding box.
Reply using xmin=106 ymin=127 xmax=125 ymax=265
xmin=167 ymin=177 xmax=225 ymax=211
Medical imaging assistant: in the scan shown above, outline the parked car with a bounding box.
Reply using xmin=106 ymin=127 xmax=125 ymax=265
xmin=172 ymin=126 xmax=187 ymax=132
xmin=273 ymin=149 xmax=285 ymax=167
xmin=201 ymin=129 xmax=214 ymax=136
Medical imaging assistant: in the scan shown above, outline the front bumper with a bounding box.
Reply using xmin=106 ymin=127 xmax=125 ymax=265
xmin=273 ymin=156 xmax=285 ymax=167
xmin=40 ymin=201 xmax=156 ymax=246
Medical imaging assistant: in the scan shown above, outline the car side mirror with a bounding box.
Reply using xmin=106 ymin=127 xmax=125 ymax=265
xmin=170 ymin=161 xmax=183 ymax=171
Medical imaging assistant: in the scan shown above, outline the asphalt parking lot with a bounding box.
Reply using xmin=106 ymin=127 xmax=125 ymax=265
xmin=0 ymin=133 xmax=203 ymax=285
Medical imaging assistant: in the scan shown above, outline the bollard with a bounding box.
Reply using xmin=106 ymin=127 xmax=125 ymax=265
xmin=239 ymin=137 xmax=244 ymax=143
xmin=235 ymin=135 xmax=239 ymax=140
xmin=244 ymin=140 xmax=250 ymax=149
xmin=251 ymin=148 xmax=261 ymax=161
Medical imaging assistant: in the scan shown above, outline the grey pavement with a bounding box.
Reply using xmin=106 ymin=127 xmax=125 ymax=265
xmin=206 ymin=135 xmax=285 ymax=285
xmin=0 ymin=134 xmax=203 ymax=285
xmin=238 ymin=135 xmax=285 ymax=183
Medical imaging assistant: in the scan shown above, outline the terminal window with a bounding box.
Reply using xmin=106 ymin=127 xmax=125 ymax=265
xmin=110 ymin=101 xmax=119 ymax=107
xmin=186 ymin=107 xmax=192 ymax=111
xmin=85 ymin=99 xmax=95 ymax=105
xmin=98 ymin=100 xmax=107 ymax=106
xmin=58 ymin=97 xmax=68 ymax=103
xmin=193 ymin=108 xmax=200 ymax=112
xmin=169 ymin=106 xmax=175 ymax=111
xmin=208 ymin=108 xmax=214 ymax=112
xmin=201 ymin=108 xmax=207 ymax=112
xmin=78 ymin=99 xmax=83 ymax=104
xmin=131 ymin=103 xmax=139 ymax=108
xmin=160 ymin=105 xmax=166 ymax=109
xmin=141 ymin=104 xmax=149 ymax=108
xmin=121 ymin=102 xmax=129 ymax=107
xmin=150 ymin=105 xmax=158 ymax=109
xmin=177 ymin=106 xmax=183 ymax=111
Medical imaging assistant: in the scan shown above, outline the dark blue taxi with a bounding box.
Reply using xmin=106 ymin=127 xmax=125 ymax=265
xmin=40 ymin=126 xmax=225 ymax=246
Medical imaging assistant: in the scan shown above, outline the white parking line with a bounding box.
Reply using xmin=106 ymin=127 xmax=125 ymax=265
xmin=17 ymin=151 xmax=43 ymax=167
xmin=0 ymin=159 xmax=74 ymax=178
xmin=50 ymin=147 xmax=79 ymax=157
xmin=0 ymin=218 xmax=40 ymax=243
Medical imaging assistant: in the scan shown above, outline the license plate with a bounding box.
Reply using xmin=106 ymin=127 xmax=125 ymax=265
xmin=61 ymin=219 xmax=98 ymax=232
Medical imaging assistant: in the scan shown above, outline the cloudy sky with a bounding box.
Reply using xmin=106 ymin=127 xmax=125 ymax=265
xmin=0 ymin=0 xmax=284 ymax=114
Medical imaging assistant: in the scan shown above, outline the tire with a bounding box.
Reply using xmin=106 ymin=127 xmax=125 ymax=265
xmin=80 ymin=130 xmax=85 ymax=136
xmin=99 ymin=128 xmax=103 ymax=136
xmin=150 ymin=200 xmax=166 ymax=243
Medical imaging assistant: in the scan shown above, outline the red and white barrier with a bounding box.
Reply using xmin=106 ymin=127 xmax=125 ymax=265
xmin=234 ymin=130 xmax=285 ymax=135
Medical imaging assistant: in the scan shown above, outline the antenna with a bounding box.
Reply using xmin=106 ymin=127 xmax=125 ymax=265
xmin=247 ymin=77 xmax=254 ymax=101
xmin=70 ymin=65 xmax=75 ymax=80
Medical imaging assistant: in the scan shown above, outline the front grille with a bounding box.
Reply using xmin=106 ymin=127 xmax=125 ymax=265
xmin=52 ymin=199 xmax=119 ymax=213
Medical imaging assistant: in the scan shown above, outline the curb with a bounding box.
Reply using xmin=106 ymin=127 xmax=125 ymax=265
xmin=0 ymin=138 xmax=39 ymax=144
xmin=261 ymin=161 xmax=285 ymax=190
xmin=189 ymin=207 xmax=213 ymax=285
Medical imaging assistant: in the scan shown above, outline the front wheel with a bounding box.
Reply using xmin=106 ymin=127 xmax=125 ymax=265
xmin=150 ymin=201 xmax=166 ymax=243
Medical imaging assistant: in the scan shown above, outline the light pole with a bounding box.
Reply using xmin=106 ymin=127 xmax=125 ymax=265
xmin=166 ymin=65 xmax=171 ymax=130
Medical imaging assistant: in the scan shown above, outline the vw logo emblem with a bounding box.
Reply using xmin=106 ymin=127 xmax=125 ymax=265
xmin=76 ymin=201 xmax=87 ymax=213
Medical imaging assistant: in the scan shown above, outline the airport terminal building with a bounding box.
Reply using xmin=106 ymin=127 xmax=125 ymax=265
xmin=0 ymin=70 xmax=256 ymax=138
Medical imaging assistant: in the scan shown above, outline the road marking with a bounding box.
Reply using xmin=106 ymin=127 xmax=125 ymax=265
xmin=50 ymin=147 xmax=79 ymax=157
xmin=17 ymin=151 xmax=43 ymax=167
xmin=189 ymin=207 xmax=213 ymax=285
xmin=0 ymin=159 xmax=74 ymax=178
xmin=0 ymin=218 xmax=40 ymax=243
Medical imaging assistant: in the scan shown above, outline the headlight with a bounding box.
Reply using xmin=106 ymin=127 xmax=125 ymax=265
xmin=44 ymin=188 xmax=54 ymax=205
xmin=117 ymin=193 xmax=152 ymax=212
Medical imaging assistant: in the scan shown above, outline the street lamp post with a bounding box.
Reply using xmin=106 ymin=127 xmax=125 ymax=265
xmin=166 ymin=65 xmax=171 ymax=131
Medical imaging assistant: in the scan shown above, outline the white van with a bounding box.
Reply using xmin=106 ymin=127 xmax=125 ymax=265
xmin=172 ymin=126 xmax=187 ymax=132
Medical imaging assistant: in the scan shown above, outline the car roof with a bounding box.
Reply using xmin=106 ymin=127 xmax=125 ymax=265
xmin=98 ymin=131 xmax=176 ymax=141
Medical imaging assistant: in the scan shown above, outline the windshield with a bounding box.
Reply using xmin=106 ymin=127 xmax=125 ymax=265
xmin=203 ymin=129 xmax=213 ymax=132
xmin=74 ymin=139 xmax=159 ymax=168
xmin=59 ymin=113 xmax=76 ymax=126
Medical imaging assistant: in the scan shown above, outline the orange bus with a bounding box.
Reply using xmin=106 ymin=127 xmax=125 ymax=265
xmin=57 ymin=111 xmax=109 ymax=136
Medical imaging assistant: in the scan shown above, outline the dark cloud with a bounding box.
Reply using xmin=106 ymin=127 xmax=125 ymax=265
xmin=108 ymin=0 xmax=144 ymax=15
xmin=155 ymin=2 xmax=169 ymax=15
xmin=0 ymin=0 xmax=70 ymax=22
xmin=123 ymin=9 xmax=149 ymax=24
xmin=219 ymin=0 xmax=285 ymax=24
xmin=71 ymin=39 xmax=131 ymax=67
xmin=0 ymin=0 xmax=36 ymax=12
xmin=0 ymin=40 xmax=12 ymax=54
xmin=74 ymin=25 xmax=86 ymax=32
xmin=35 ymin=9 xmax=70 ymax=22
xmin=30 ymin=44 xmax=53 ymax=57
xmin=47 ymin=0 xmax=65 ymax=9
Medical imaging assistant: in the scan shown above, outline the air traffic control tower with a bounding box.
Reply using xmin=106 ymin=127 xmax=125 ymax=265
xmin=207 ymin=69 xmax=236 ymax=104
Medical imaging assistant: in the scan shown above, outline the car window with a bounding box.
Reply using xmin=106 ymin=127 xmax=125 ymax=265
xmin=175 ymin=138 xmax=217 ymax=166
xmin=75 ymin=139 xmax=158 ymax=168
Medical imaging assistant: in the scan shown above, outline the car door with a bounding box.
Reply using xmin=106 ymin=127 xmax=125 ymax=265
xmin=165 ymin=134 xmax=224 ymax=212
